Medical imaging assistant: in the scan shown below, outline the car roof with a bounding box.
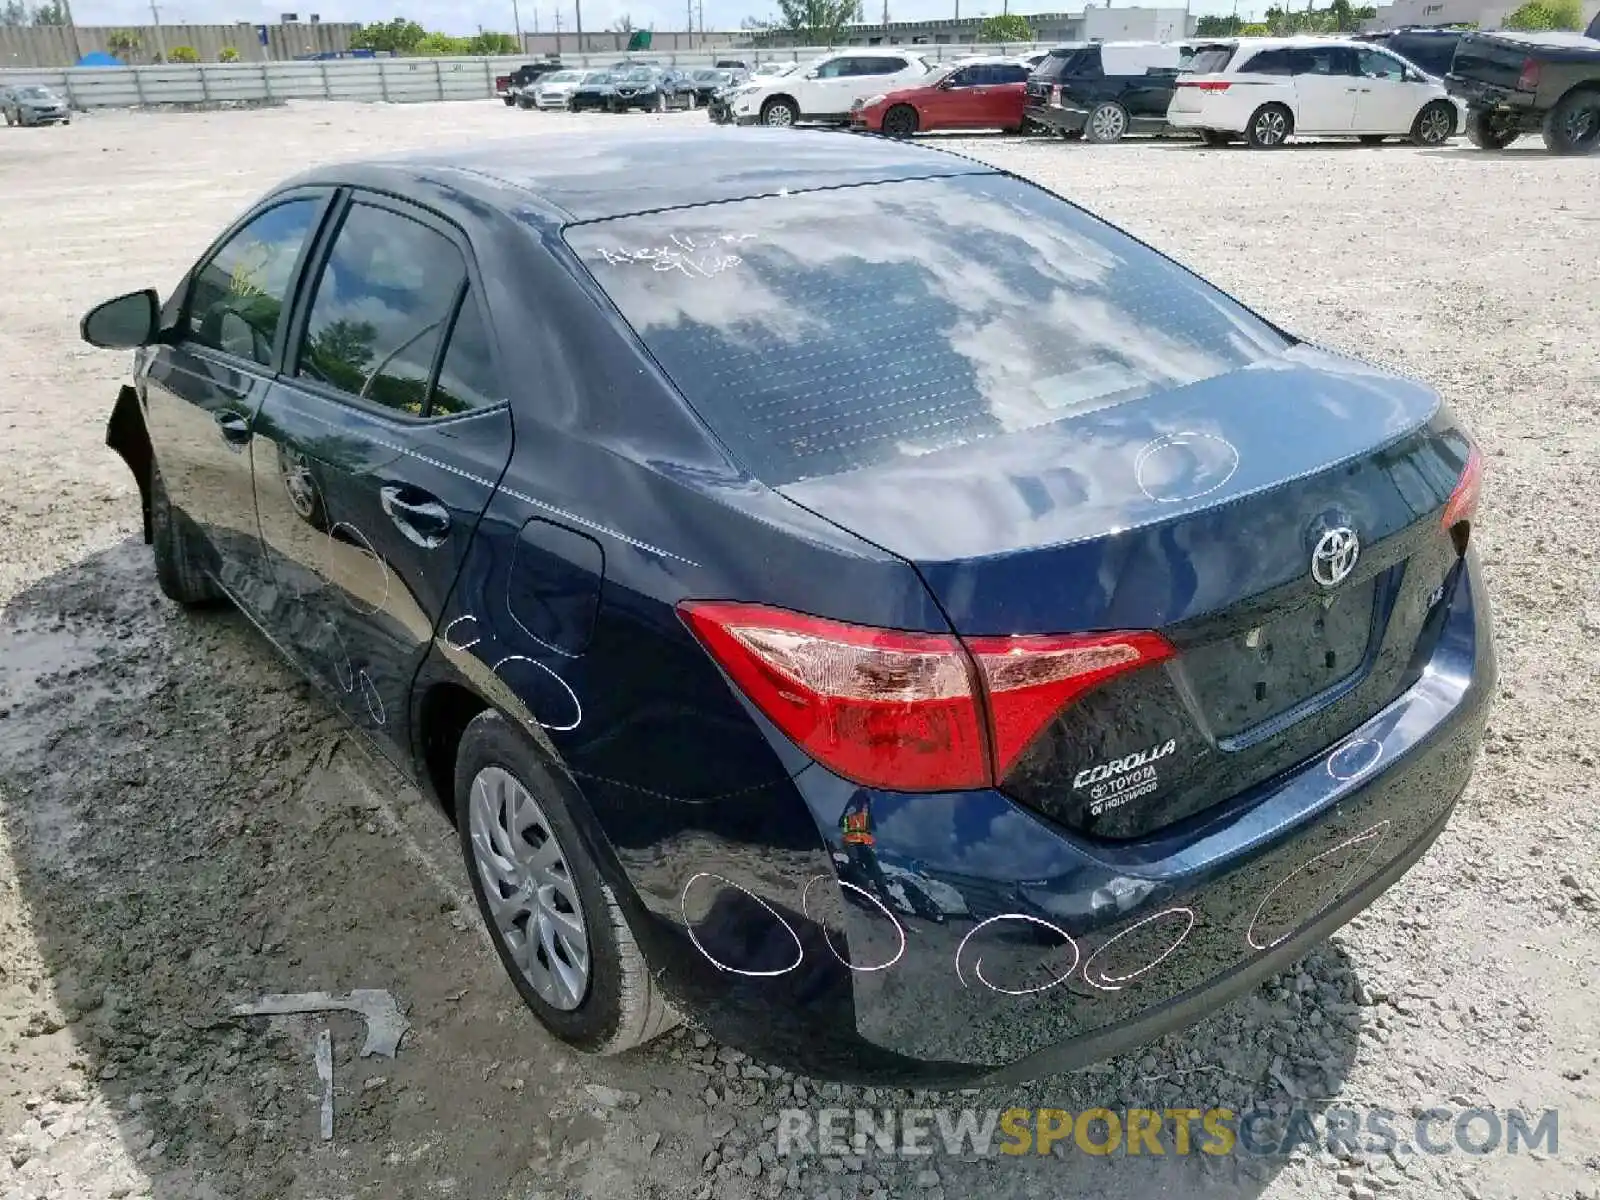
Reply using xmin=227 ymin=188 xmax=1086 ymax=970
xmin=1198 ymin=35 xmax=1370 ymax=50
xmin=299 ymin=127 xmax=995 ymax=226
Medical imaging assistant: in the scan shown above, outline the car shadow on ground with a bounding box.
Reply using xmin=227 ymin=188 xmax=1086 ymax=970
xmin=0 ymin=539 xmax=1371 ymax=1200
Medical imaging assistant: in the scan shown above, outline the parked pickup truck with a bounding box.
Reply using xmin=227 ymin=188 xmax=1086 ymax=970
xmin=1445 ymin=29 xmax=1600 ymax=154
xmin=495 ymin=62 xmax=563 ymax=105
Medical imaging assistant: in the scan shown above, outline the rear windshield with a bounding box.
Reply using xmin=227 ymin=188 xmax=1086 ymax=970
xmin=1034 ymin=47 xmax=1097 ymax=78
xmin=1186 ymin=44 xmax=1237 ymax=73
xmin=564 ymin=174 xmax=1290 ymax=486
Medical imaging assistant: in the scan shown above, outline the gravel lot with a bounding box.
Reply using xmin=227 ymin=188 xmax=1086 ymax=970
xmin=1 ymin=102 xmax=1598 ymax=1200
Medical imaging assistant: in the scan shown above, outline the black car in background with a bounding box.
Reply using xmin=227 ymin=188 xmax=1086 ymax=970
xmin=688 ymin=68 xmax=741 ymax=106
xmin=610 ymin=67 xmax=699 ymax=111
xmin=1025 ymin=41 xmax=1191 ymax=141
xmin=569 ymin=71 xmax=620 ymax=112
xmin=1353 ymin=27 xmax=1469 ymax=77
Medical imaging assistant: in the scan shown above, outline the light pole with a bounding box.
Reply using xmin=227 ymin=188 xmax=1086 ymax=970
xmin=575 ymin=0 xmax=583 ymax=55
xmin=512 ymin=0 xmax=523 ymax=49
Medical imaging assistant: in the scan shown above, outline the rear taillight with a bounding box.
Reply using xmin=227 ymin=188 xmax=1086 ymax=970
xmin=1517 ymin=57 xmax=1540 ymax=91
xmin=1441 ymin=445 xmax=1483 ymax=532
xmin=1050 ymin=84 xmax=1062 ymax=106
xmin=679 ymin=601 xmax=1174 ymax=793
xmin=1178 ymin=80 xmax=1232 ymax=91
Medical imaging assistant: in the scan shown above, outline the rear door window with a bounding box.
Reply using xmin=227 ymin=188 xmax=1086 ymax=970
xmin=1240 ymin=48 xmax=1295 ymax=74
xmin=565 ymin=174 xmax=1290 ymax=486
xmin=1187 ymin=44 xmax=1237 ymax=73
xmin=185 ymin=198 xmax=321 ymax=367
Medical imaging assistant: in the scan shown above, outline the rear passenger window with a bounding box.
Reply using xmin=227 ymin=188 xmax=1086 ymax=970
xmin=295 ymin=203 xmax=466 ymax=417
xmin=185 ymin=199 xmax=319 ymax=367
xmin=1242 ymin=48 xmax=1295 ymax=74
xmin=1357 ymin=49 xmax=1406 ymax=80
xmin=995 ymin=64 xmax=1029 ymax=83
xmin=429 ymin=294 xmax=500 ymax=418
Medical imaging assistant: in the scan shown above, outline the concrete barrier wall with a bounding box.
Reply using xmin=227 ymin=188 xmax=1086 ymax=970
xmin=0 ymin=45 xmax=1052 ymax=109
xmin=0 ymin=23 xmax=359 ymax=69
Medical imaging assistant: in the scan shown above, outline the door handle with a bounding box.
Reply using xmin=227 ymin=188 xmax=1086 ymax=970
xmin=215 ymin=410 xmax=251 ymax=449
xmin=379 ymin=484 xmax=451 ymax=549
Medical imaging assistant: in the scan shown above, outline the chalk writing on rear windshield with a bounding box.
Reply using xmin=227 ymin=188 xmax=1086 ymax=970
xmin=592 ymin=232 xmax=756 ymax=278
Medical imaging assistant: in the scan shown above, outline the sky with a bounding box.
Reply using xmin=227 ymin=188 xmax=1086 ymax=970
xmin=66 ymin=0 xmax=1241 ymax=39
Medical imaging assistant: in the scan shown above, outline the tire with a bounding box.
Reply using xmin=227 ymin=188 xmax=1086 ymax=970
xmin=1358 ymin=134 xmax=1387 ymax=145
xmin=1198 ymin=129 xmax=1232 ymax=147
xmin=655 ymin=91 xmax=667 ymax=113
xmin=1410 ymin=100 xmax=1455 ymax=147
xmin=149 ymin=462 xmax=223 ymax=608
xmin=1465 ymin=107 xmax=1518 ymax=150
xmin=455 ymin=710 xmax=678 ymax=1055
xmin=502 ymin=95 xmax=516 ymax=106
xmin=760 ymin=95 xmax=798 ymax=127
xmin=882 ymin=103 xmax=918 ymax=137
xmin=1541 ymin=87 xmax=1600 ymax=156
xmin=1084 ymin=100 xmax=1129 ymax=143
xmin=1245 ymin=103 xmax=1292 ymax=148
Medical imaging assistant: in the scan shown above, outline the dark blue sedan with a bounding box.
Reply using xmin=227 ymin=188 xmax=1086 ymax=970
xmin=81 ymin=128 xmax=1493 ymax=1084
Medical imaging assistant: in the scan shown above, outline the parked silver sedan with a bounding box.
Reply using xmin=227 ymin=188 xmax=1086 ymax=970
xmin=2 ymin=84 xmax=71 ymax=126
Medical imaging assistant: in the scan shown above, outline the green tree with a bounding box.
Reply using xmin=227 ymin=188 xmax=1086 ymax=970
xmin=350 ymin=17 xmax=427 ymax=54
xmin=1195 ymin=13 xmax=1243 ymax=34
xmin=414 ymin=31 xmax=469 ymax=54
xmin=978 ymin=13 xmax=1033 ymax=40
xmin=168 ymin=44 xmax=200 ymax=63
xmin=1504 ymin=0 xmax=1581 ymax=26
xmin=1 ymin=1 xmax=28 ymax=26
xmin=1240 ymin=20 xmax=1271 ymax=33
xmin=772 ymin=0 xmax=859 ymax=45
xmin=106 ymin=28 xmax=141 ymax=58
xmin=30 ymin=0 xmax=66 ymax=24
xmin=218 ymin=45 xmax=240 ymax=61
xmin=467 ymin=31 xmax=518 ymax=53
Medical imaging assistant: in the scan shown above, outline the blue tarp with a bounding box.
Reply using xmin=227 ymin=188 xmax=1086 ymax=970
xmin=75 ymin=51 xmax=124 ymax=67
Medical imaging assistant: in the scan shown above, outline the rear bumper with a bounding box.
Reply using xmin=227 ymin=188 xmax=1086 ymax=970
xmin=1445 ymin=74 xmax=1537 ymax=111
xmin=602 ymin=551 xmax=1496 ymax=1084
xmin=1025 ymin=102 xmax=1088 ymax=134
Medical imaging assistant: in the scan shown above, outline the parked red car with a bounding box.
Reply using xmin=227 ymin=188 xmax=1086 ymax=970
xmin=851 ymin=57 xmax=1032 ymax=136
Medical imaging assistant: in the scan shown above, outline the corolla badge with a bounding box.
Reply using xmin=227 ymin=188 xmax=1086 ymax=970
xmin=1311 ymin=526 xmax=1361 ymax=588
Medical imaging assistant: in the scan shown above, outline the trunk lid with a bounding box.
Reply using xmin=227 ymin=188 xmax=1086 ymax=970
xmin=778 ymin=345 xmax=1476 ymax=838
xmin=1448 ymin=33 xmax=1542 ymax=90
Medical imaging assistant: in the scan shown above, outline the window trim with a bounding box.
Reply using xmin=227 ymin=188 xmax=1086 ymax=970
xmin=280 ymin=187 xmax=509 ymax=426
xmin=175 ymin=186 xmax=337 ymax=377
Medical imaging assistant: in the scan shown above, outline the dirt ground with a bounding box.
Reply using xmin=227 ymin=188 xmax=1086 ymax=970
xmin=0 ymin=102 xmax=1597 ymax=1200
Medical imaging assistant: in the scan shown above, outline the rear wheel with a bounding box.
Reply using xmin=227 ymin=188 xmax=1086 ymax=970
xmin=502 ymin=95 xmax=516 ymax=106
xmin=455 ymin=710 xmax=678 ymax=1055
xmin=1245 ymin=103 xmax=1292 ymax=148
xmin=1542 ymin=87 xmax=1600 ymax=155
xmin=1410 ymin=100 xmax=1455 ymax=147
xmin=760 ymin=95 xmax=798 ymax=126
xmin=882 ymin=104 xmax=919 ymax=137
xmin=1465 ymin=106 xmax=1518 ymax=149
xmin=150 ymin=463 xmax=223 ymax=608
xmin=1085 ymin=100 xmax=1129 ymax=143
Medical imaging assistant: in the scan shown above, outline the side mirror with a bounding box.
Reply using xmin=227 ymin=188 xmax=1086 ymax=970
xmin=804 ymin=69 xmax=819 ymax=79
xmin=80 ymin=288 xmax=161 ymax=350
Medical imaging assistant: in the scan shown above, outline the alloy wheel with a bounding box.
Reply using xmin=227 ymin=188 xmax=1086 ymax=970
xmin=764 ymin=102 xmax=794 ymax=127
xmin=1090 ymin=104 xmax=1127 ymax=141
xmin=1418 ymin=105 xmax=1452 ymax=145
xmin=1563 ymin=103 xmax=1598 ymax=147
xmin=1254 ymin=109 xmax=1288 ymax=146
xmin=468 ymin=765 xmax=591 ymax=1012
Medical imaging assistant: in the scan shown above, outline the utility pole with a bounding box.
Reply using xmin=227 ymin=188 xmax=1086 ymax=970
xmin=148 ymin=0 xmax=167 ymax=61
xmin=686 ymin=0 xmax=693 ymax=45
xmin=697 ymin=0 xmax=703 ymax=48
xmin=512 ymin=0 xmax=523 ymax=49
xmin=575 ymin=0 xmax=583 ymax=55
xmin=553 ymin=8 xmax=562 ymax=53
xmin=59 ymin=0 xmax=83 ymax=62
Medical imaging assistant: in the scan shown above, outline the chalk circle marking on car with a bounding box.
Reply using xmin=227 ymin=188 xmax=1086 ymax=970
xmin=955 ymin=914 xmax=1082 ymax=996
xmin=1135 ymin=432 xmax=1240 ymax=504
xmin=680 ymin=872 xmax=805 ymax=978
xmin=1081 ymin=905 xmax=1197 ymax=992
xmin=358 ymin=670 xmax=385 ymax=725
xmin=489 ymin=654 xmax=582 ymax=732
xmin=800 ymin=874 xmax=906 ymax=973
xmin=322 ymin=622 xmax=355 ymax=693
xmin=324 ymin=521 xmax=390 ymax=617
xmin=1327 ymin=737 xmax=1383 ymax=782
xmin=1245 ymin=821 xmax=1389 ymax=952
xmin=443 ymin=614 xmax=481 ymax=651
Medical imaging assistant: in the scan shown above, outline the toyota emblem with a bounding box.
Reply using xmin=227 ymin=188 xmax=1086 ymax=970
xmin=1311 ymin=527 xmax=1360 ymax=588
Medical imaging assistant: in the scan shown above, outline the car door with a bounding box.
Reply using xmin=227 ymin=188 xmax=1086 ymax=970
xmin=140 ymin=189 xmax=332 ymax=610
xmin=794 ymin=55 xmax=852 ymax=115
xmin=921 ymin=65 xmax=979 ymax=127
xmin=980 ymin=62 xmax=1030 ymax=127
xmin=1352 ymin=46 xmax=1426 ymax=132
xmin=249 ymin=191 xmax=512 ymax=765
xmin=1288 ymin=45 xmax=1359 ymax=133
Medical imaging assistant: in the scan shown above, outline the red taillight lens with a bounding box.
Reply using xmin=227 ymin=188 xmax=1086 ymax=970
xmin=1050 ymin=84 xmax=1062 ymax=105
xmin=1517 ymin=58 xmax=1540 ymax=91
xmin=1442 ymin=445 xmax=1483 ymax=531
xmin=1179 ymin=80 xmax=1232 ymax=91
xmin=679 ymin=601 xmax=1173 ymax=793
xmin=968 ymin=632 xmax=1177 ymax=779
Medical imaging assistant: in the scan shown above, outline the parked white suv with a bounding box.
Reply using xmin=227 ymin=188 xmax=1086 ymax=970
xmin=1168 ymin=37 xmax=1464 ymax=148
xmin=724 ymin=51 xmax=935 ymax=126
